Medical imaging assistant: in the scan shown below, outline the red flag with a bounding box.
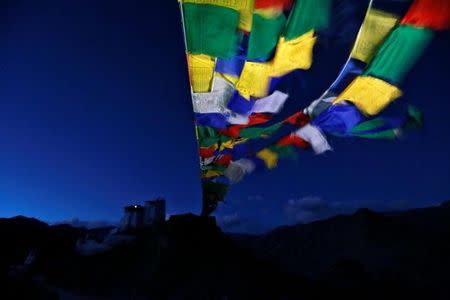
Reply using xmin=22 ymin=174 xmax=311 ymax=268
xmin=216 ymin=154 xmax=232 ymax=166
xmin=401 ymin=0 xmax=450 ymax=30
xmin=284 ymin=111 xmax=310 ymax=127
xmin=220 ymin=113 xmax=272 ymax=138
xmin=277 ymin=135 xmax=309 ymax=149
xmin=199 ymin=146 xmax=216 ymax=158
xmin=255 ymin=0 xmax=293 ymax=10
xmin=247 ymin=113 xmax=272 ymax=126
xmin=220 ymin=125 xmax=242 ymax=138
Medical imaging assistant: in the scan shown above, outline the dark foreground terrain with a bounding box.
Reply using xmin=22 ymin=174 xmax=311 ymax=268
xmin=1 ymin=202 xmax=450 ymax=299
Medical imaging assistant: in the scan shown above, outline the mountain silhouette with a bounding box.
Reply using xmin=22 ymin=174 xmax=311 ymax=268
xmin=234 ymin=204 xmax=450 ymax=297
xmin=1 ymin=203 xmax=450 ymax=299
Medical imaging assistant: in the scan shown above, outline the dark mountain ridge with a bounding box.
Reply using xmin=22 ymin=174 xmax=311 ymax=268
xmin=233 ymin=203 xmax=450 ymax=294
xmin=1 ymin=203 xmax=450 ymax=299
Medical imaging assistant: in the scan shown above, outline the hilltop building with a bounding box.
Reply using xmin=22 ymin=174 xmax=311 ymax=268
xmin=143 ymin=198 xmax=166 ymax=226
xmin=119 ymin=198 xmax=166 ymax=232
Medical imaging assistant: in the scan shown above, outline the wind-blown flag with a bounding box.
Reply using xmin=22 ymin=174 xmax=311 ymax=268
xmin=178 ymin=0 xmax=449 ymax=215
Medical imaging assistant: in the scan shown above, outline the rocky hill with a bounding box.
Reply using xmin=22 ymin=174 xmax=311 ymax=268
xmin=1 ymin=203 xmax=450 ymax=299
xmin=233 ymin=203 xmax=450 ymax=297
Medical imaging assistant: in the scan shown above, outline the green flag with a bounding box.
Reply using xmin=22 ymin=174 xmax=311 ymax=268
xmin=183 ymin=3 xmax=240 ymax=58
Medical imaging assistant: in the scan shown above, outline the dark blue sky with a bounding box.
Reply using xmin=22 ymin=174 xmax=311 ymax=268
xmin=1 ymin=0 xmax=449 ymax=233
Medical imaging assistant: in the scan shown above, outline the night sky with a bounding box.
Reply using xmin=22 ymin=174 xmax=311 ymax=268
xmin=1 ymin=0 xmax=449 ymax=233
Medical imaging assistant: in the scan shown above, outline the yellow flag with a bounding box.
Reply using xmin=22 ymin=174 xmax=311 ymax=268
xmin=187 ymin=54 xmax=215 ymax=93
xmin=256 ymin=149 xmax=278 ymax=169
xmin=181 ymin=0 xmax=255 ymax=31
xmin=270 ymin=30 xmax=316 ymax=77
xmin=215 ymin=72 xmax=239 ymax=85
xmin=238 ymin=0 xmax=255 ymax=31
xmin=350 ymin=9 xmax=399 ymax=64
xmin=204 ymin=170 xmax=223 ymax=178
xmin=235 ymin=31 xmax=316 ymax=98
xmin=236 ymin=61 xmax=272 ymax=98
xmin=334 ymin=76 xmax=403 ymax=116
xmin=219 ymin=138 xmax=249 ymax=151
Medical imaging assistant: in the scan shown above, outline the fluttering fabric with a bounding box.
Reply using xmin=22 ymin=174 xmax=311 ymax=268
xmin=226 ymin=113 xmax=251 ymax=126
xmin=183 ymin=3 xmax=240 ymax=58
xmin=283 ymin=0 xmax=332 ymax=40
xmin=178 ymin=0 xmax=447 ymax=212
xmin=212 ymin=0 xmax=435 ymax=181
xmin=364 ymin=25 xmax=433 ymax=84
xmin=294 ymin=124 xmax=331 ymax=154
xmin=277 ymin=134 xmax=309 ymax=149
xmin=349 ymin=8 xmax=399 ymax=64
xmin=181 ymin=0 xmax=255 ymax=32
xmin=311 ymin=103 xmax=365 ymax=136
xmin=328 ymin=59 xmax=366 ymax=96
xmin=224 ymin=158 xmax=256 ymax=183
xmin=255 ymin=0 xmax=293 ymax=10
xmin=187 ymin=54 xmax=216 ymax=92
xmin=223 ymin=92 xmax=285 ymax=122
xmin=256 ymin=148 xmax=279 ymax=169
xmin=252 ymin=91 xmax=288 ymax=114
xmin=400 ymin=0 xmax=450 ymax=30
xmin=333 ymin=76 xmax=403 ymax=116
xmin=215 ymin=57 xmax=245 ymax=78
xmin=214 ymin=37 xmax=249 ymax=78
xmin=220 ymin=114 xmax=272 ymax=138
xmin=239 ymin=122 xmax=283 ymax=139
xmin=269 ymin=30 xmax=316 ymax=77
xmin=191 ymin=76 xmax=234 ymax=113
xmin=304 ymin=96 xmax=336 ymax=118
xmin=247 ymin=12 xmax=286 ymax=60
xmin=350 ymin=104 xmax=423 ymax=139
xmin=236 ymin=61 xmax=272 ymax=98
xmin=193 ymin=79 xmax=287 ymax=128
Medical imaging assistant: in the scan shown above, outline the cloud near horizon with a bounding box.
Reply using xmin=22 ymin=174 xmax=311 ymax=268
xmin=53 ymin=218 xmax=117 ymax=229
xmin=283 ymin=195 xmax=432 ymax=225
xmin=284 ymin=196 xmax=337 ymax=224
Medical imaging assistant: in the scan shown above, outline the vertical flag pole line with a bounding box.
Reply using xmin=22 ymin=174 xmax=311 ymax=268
xmin=177 ymin=1 xmax=204 ymax=174
xmin=317 ymin=0 xmax=374 ymax=100
xmin=177 ymin=1 xmax=217 ymax=95
xmin=177 ymin=0 xmax=218 ymax=204
xmin=177 ymin=1 xmax=191 ymax=94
